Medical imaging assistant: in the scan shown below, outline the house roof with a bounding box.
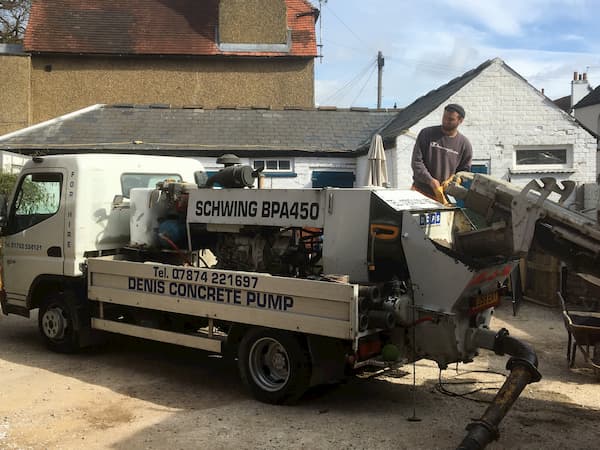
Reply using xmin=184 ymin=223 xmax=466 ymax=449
xmin=24 ymin=0 xmax=317 ymax=57
xmin=375 ymin=59 xmax=495 ymax=147
xmin=553 ymin=95 xmax=571 ymax=113
xmin=0 ymin=104 xmax=398 ymax=157
xmin=573 ymin=85 xmax=600 ymax=109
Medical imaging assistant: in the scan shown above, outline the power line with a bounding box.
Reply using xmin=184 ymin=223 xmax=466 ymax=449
xmin=351 ymin=63 xmax=377 ymax=106
xmin=321 ymin=58 xmax=376 ymax=104
xmin=386 ymin=55 xmax=469 ymax=76
xmin=324 ymin=2 xmax=376 ymax=54
xmin=324 ymin=39 xmax=369 ymax=55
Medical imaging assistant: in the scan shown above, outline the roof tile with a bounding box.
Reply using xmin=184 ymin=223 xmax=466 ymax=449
xmin=0 ymin=105 xmax=398 ymax=155
xmin=24 ymin=0 xmax=317 ymax=57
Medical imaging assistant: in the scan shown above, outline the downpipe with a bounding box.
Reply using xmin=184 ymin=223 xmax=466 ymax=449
xmin=457 ymin=328 xmax=542 ymax=450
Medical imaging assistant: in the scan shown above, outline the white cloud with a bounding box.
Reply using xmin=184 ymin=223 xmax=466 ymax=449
xmin=315 ymin=0 xmax=600 ymax=107
xmin=560 ymin=34 xmax=585 ymax=42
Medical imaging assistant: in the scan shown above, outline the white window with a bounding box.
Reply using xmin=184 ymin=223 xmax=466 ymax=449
xmin=513 ymin=146 xmax=573 ymax=173
xmin=253 ymin=159 xmax=293 ymax=173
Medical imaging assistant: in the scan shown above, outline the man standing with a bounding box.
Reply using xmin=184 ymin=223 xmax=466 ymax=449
xmin=411 ymin=104 xmax=472 ymax=199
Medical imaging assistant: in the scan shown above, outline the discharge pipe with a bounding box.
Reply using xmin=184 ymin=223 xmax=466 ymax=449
xmin=457 ymin=328 xmax=541 ymax=450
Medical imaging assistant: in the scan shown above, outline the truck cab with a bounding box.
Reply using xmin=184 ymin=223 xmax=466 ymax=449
xmin=0 ymin=154 xmax=205 ymax=317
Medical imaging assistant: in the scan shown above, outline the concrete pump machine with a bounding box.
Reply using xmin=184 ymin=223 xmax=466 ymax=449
xmin=3 ymin=155 xmax=600 ymax=449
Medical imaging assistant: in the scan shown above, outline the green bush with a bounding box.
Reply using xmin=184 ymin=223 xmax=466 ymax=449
xmin=0 ymin=172 xmax=18 ymax=197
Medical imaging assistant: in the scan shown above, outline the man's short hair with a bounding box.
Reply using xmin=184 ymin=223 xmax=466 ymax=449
xmin=445 ymin=103 xmax=465 ymax=118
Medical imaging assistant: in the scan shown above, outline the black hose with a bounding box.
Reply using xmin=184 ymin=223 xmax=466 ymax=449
xmin=457 ymin=328 xmax=541 ymax=450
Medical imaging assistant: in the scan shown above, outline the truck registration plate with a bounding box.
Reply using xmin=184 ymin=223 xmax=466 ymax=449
xmin=470 ymin=291 xmax=500 ymax=314
xmin=419 ymin=211 xmax=441 ymax=226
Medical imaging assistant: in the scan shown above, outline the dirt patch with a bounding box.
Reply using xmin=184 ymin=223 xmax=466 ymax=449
xmin=0 ymin=300 xmax=599 ymax=449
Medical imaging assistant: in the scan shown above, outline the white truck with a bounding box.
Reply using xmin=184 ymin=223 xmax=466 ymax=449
xmin=4 ymin=154 xmax=599 ymax=449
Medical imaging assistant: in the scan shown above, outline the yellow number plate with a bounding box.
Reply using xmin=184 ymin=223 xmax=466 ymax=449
xmin=470 ymin=291 xmax=500 ymax=314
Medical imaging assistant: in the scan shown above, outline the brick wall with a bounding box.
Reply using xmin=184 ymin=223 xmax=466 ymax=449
xmin=392 ymin=59 xmax=598 ymax=189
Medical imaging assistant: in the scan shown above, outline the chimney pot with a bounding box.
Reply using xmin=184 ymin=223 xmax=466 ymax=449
xmin=583 ymin=73 xmax=587 ymax=81
xmin=574 ymin=71 xmax=578 ymax=81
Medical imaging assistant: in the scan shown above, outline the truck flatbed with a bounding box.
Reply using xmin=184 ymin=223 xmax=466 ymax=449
xmin=87 ymin=255 xmax=359 ymax=352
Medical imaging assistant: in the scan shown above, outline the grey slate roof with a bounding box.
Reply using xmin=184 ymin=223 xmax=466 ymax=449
xmin=375 ymin=59 xmax=495 ymax=147
xmin=0 ymin=105 xmax=399 ymax=156
xmin=573 ymin=85 xmax=600 ymax=109
xmin=553 ymin=95 xmax=571 ymax=113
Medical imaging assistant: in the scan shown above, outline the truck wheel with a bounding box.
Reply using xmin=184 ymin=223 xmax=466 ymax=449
xmin=38 ymin=293 xmax=80 ymax=353
xmin=238 ymin=328 xmax=311 ymax=404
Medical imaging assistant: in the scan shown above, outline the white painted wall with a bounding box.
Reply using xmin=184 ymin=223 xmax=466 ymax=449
xmin=391 ymin=59 xmax=598 ymax=190
xmin=196 ymin=155 xmax=357 ymax=188
xmin=572 ymin=77 xmax=592 ymax=109
xmin=0 ymin=150 xmax=29 ymax=174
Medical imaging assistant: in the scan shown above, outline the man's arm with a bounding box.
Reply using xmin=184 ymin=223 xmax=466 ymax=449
xmin=456 ymin=139 xmax=473 ymax=172
xmin=411 ymin=131 xmax=431 ymax=182
xmin=411 ymin=130 xmax=439 ymax=190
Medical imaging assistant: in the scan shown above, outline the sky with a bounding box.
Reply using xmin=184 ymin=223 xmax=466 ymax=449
xmin=313 ymin=0 xmax=600 ymax=108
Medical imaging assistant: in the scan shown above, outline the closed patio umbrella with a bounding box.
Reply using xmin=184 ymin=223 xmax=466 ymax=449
xmin=365 ymin=134 xmax=388 ymax=187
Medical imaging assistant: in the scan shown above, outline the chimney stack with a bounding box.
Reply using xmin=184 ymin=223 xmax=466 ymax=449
xmin=571 ymin=70 xmax=591 ymax=110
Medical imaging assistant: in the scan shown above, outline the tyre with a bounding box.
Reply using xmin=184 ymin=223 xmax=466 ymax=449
xmin=238 ymin=328 xmax=311 ymax=404
xmin=38 ymin=292 xmax=81 ymax=353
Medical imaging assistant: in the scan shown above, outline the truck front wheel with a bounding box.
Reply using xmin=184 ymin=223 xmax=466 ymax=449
xmin=38 ymin=293 xmax=81 ymax=353
xmin=238 ymin=328 xmax=311 ymax=404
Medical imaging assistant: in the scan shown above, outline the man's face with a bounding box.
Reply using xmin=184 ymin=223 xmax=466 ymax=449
xmin=442 ymin=110 xmax=463 ymax=133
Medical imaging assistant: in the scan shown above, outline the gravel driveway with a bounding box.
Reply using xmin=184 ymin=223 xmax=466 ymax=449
xmin=0 ymin=301 xmax=598 ymax=449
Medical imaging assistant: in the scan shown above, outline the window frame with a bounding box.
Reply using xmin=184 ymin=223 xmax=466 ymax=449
xmin=6 ymin=171 xmax=63 ymax=235
xmin=512 ymin=145 xmax=573 ymax=173
xmin=252 ymin=159 xmax=294 ymax=173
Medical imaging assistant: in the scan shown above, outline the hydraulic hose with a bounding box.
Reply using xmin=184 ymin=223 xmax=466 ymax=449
xmin=457 ymin=328 xmax=541 ymax=450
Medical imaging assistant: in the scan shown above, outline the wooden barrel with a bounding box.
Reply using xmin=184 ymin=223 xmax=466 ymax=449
xmin=523 ymin=248 xmax=562 ymax=307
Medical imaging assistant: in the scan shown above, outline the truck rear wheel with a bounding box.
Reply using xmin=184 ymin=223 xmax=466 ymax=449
xmin=238 ymin=328 xmax=311 ymax=404
xmin=38 ymin=293 xmax=81 ymax=353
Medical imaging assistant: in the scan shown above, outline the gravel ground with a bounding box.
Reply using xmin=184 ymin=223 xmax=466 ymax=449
xmin=0 ymin=300 xmax=598 ymax=450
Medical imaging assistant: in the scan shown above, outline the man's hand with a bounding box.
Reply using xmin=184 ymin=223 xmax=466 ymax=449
xmin=429 ymin=178 xmax=441 ymax=191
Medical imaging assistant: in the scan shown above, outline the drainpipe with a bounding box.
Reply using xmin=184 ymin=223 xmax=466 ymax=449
xmin=457 ymin=328 xmax=542 ymax=450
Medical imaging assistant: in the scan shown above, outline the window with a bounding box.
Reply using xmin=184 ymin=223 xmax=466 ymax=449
xmin=253 ymin=159 xmax=292 ymax=173
xmin=121 ymin=173 xmax=183 ymax=197
xmin=513 ymin=146 xmax=572 ymax=172
xmin=7 ymin=172 xmax=62 ymax=234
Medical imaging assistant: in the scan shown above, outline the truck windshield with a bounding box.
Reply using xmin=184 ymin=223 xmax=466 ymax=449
xmin=121 ymin=173 xmax=182 ymax=197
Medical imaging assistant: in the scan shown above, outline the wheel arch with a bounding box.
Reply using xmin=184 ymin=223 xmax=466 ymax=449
xmin=27 ymin=275 xmax=85 ymax=311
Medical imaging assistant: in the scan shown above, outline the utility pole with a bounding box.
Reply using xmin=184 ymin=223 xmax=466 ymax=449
xmin=377 ymin=51 xmax=384 ymax=109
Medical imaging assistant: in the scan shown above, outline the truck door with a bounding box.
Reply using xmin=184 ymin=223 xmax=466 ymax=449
xmin=2 ymin=170 xmax=65 ymax=309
